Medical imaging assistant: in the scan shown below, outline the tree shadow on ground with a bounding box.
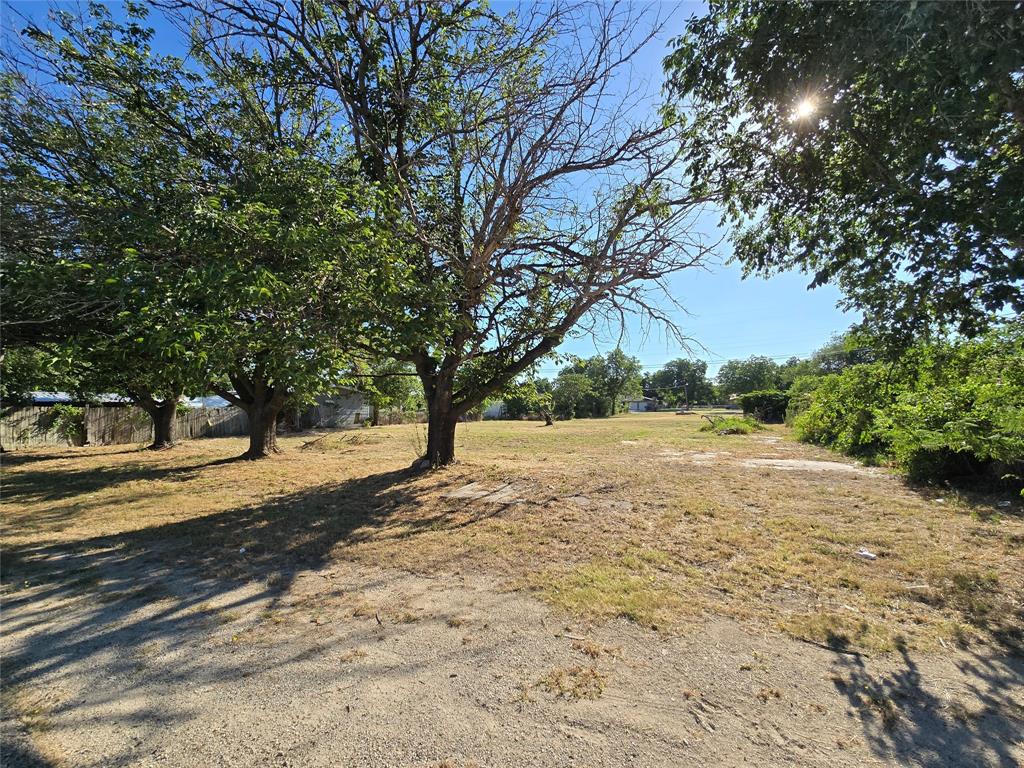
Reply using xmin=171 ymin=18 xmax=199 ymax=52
xmin=830 ymin=640 xmax=1024 ymax=767
xmin=2 ymin=456 xmax=243 ymax=504
xmin=1 ymin=466 xmax=508 ymax=691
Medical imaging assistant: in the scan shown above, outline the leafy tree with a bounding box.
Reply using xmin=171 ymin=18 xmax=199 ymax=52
xmin=602 ymin=349 xmax=643 ymax=415
xmin=716 ymin=356 xmax=782 ymax=397
xmin=647 ymin=358 xmax=714 ymax=406
xmin=7 ymin=5 xmax=387 ymax=458
xmin=552 ymin=374 xmax=594 ymax=421
xmin=665 ymin=1 xmax=1024 ymax=343
xmin=2 ymin=12 xmax=212 ymax=448
xmin=189 ymin=1 xmax=719 ymax=467
xmin=501 ymin=379 xmax=554 ymax=425
xmin=778 ymin=333 xmax=877 ymax=388
xmin=362 ymin=361 xmax=421 ymax=426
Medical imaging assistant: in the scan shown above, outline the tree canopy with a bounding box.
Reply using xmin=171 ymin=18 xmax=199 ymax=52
xmin=665 ymin=0 xmax=1024 ymax=344
xmin=715 ymin=356 xmax=782 ymax=398
xmin=2 ymin=4 xmax=390 ymax=456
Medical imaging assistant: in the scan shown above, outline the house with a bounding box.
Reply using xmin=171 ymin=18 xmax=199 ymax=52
xmin=623 ymin=396 xmax=658 ymax=412
xmin=482 ymin=401 xmax=506 ymax=419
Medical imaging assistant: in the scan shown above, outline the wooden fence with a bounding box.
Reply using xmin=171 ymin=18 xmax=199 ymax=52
xmin=0 ymin=404 xmax=251 ymax=450
xmin=1 ymin=395 xmax=370 ymax=451
xmin=299 ymin=394 xmax=371 ymax=429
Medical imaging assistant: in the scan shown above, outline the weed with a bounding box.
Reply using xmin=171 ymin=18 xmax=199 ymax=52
xmin=537 ymin=666 xmax=606 ymax=700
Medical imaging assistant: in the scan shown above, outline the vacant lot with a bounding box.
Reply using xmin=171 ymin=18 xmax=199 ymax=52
xmin=3 ymin=413 xmax=1022 ymax=766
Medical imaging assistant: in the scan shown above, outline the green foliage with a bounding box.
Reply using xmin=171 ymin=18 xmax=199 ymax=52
xmin=784 ymin=375 xmax=823 ymax=426
xmin=644 ymin=358 xmax=715 ymax=406
xmin=881 ymin=329 xmax=1024 ymax=482
xmin=553 ymin=350 xmax=643 ymax=418
xmin=699 ymin=415 xmax=764 ymax=435
xmin=552 ymin=374 xmax=594 ymax=421
xmin=665 ymin=1 xmax=1023 ymax=343
xmin=0 ymin=348 xmax=79 ymax=408
xmin=602 ymin=349 xmax=643 ymax=415
xmin=502 ymin=380 xmax=552 ymax=421
xmin=792 ymin=364 xmax=891 ymax=459
xmin=47 ymin=403 xmax=85 ymax=444
xmin=792 ymin=326 xmax=1024 ymax=484
xmin=738 ymin=390 xmax=789 ymax=423
xmin=3 ymin=5 xmax=390 ymax=431
xmin=716 ymin=356 xmax=782 ymax=397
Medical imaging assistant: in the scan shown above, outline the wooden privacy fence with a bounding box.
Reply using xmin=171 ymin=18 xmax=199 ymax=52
xmin=0 ymin=405 xmax=250 ymax=450
xmin=1 ymin=395 xmax=370 ymax=451
xmin=298 ymin=394 xmax=371 ymax=429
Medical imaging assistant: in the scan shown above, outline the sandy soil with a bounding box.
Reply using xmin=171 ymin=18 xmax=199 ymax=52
xmin=3 ymin=549 xmax=1021 ymax=768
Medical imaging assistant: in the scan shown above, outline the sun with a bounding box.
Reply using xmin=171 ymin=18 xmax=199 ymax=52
xmin=792 ymin=97 xmax=817 ymax=121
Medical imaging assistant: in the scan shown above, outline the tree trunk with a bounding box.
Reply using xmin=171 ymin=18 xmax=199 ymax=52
xmin=371 ymin=403 xmax=380 ymax=427
xmin=149 ymin=401 xmax=177 ymax=449
xmin=243 ymin=398 xmax=284 ymax=459
xmin=425 ymin=405 xmax=459 ymax=467
xmin=132 ymin=393 xmax=180 ymax=450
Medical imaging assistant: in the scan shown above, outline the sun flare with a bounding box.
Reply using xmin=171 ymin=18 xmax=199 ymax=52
xmin=792 ymin=97 xmax=817 ymax=120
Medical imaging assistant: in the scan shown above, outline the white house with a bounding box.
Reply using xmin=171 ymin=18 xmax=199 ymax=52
xmin=623 ymin=396 xmax=658 ymax=412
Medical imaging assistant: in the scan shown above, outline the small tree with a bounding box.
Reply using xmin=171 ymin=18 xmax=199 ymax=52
xmin=602 ymin=349 xmax=643 ymax=416
xmin=553 ymin=374 xmax=594 ymax=422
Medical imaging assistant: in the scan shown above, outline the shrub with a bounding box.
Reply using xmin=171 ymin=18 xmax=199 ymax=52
xmin=793 ymin=325 xmax=1024 ymax=487
xmin=699 ymin=415 xmax=764 ymax=435
xmin=880 ymin=328 xmax=1024 ymax=482
xmin=47 ymin=403 xmax=86 ymax=445
xmin=784 ymin=375 xmax=822 ymax=425
xmin=738 ymin=389 xmax=789 ymax=423
xmin=792 ymin=364 xmax=891 ymax=459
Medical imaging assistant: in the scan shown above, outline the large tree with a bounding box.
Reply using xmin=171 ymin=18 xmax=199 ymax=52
xmin=2 ymin=15 xmax=212 ymax=448
xmin=5 ymin=5 xmax=387 ymax=458
xmin=716 ymin=355 xmax=782 ymax=397
xmin=646 ymin=358 xmax=714 ymax=407
xmin=186 ymin=1 xmax=718 ymax=466
xmin=665 ymin=1 xmax=1024 ymax=344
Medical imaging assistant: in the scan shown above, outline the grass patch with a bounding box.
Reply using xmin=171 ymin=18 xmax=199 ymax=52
xmin=537 ymin=562 xmax=683 ymax=630
xmin=4 ymin=413 xmax=1022 ymax=653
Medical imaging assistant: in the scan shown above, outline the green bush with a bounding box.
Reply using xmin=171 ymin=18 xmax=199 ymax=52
xmin=792 ymin=363 xmax=891 ymax=459
xmin=699 ymin=415 xmax=764 ymax=435
xmin=784 ymin=375 xmax=822 ymax=425
xmin=793 ymin=325 xmax=1024 ymax=486
xmin=881 ymin=328 xmax=1024 ymax=482
xmin=738 ymin=389 xmax=789 ymax=423
xmin=47 ymin=403 xmax=86 ymax=445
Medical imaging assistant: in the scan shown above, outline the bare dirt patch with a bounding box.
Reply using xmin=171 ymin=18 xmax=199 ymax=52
xmin=3 ymin=556 xmax=1021 ymax=767
xmin=740 ymin=458 xmax=874 ymax=474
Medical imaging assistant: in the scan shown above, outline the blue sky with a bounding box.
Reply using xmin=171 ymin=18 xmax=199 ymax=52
xmin=5 ymin=0 xmax=860 ymax=379
xmin=536 ymin=1 xmax=860 ymax=378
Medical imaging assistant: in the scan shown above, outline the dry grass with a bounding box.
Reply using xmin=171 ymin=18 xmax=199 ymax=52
xmin=3 ymin=413 xmax=1022 ymax=653
xmin=537 ymin=665 xmax=606 ymax=700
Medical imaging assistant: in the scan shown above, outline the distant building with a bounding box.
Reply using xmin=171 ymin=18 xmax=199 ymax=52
xmin=483 ymin=401 xmax=506 ymax=419
xmin=623 ymin=396 xmax=658 ymax=412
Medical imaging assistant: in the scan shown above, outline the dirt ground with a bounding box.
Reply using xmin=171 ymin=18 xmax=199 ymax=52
xmin=2 ymin=413 xmax=1022 ymax=766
